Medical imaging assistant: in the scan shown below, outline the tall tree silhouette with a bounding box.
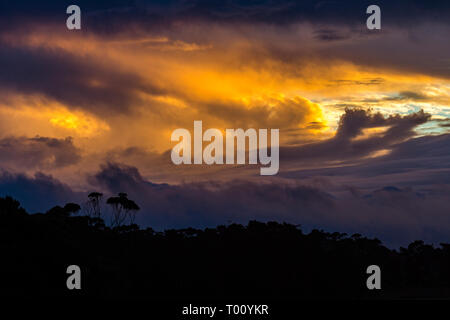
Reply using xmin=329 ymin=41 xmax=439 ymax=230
xmin=85 ymin=192 xmax=103 ymax=218
xmin=107 ymin=193 xmax=140 ymax=227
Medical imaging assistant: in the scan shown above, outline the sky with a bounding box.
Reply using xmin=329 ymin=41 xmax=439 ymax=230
xmin=0 ymin=0 xmax=449 ymax=247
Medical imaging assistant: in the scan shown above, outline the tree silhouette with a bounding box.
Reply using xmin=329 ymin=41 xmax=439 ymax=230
xmin=85 ymin=192 xmax=103 ymax=218
xmin=107 ymin=193 xmax=140 ymax=227
xmin=0 ymin=196 xmax=26 ymax=217
xmin=2 ymin=195 xmax=450 ymax=299
xmin=46 ymin=203 xmax=81 ymax=217
xmin=64 ymin=203 xmax=81 ymax=215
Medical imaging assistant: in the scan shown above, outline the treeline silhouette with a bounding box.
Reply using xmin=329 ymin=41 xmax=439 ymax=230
xmin=1 ymin=194 xmax=450 ymax=299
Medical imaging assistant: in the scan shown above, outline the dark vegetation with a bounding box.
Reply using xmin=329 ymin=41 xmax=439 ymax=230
xmin=1 ymin=194 xmax=450 ymax=299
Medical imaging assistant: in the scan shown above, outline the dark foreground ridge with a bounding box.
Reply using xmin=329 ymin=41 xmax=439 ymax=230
xmin=1 ymin=195 xmax=450 ymax=299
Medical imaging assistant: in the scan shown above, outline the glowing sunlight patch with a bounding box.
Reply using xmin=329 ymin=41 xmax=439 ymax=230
xmin=48 ymin=109 xmax=110 ymax=137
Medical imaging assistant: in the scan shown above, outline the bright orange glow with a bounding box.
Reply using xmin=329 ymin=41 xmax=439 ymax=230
xmin=0 ymin=24 xmax=448 ymax=180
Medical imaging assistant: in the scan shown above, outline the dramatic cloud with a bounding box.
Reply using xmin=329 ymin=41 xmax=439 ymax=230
xmin=0 ymin=44 xmax=164 ymax=115
xmin=0 ymin=171 xmax=82 ymax=213
xmin=0 ymin=136 xmax=81 ymax=170
xmin=280 ymin=133 xmax=450 ymax=193
xmin=1 ymin=129 xmax=449 ymax=248
xmin=2 ymin=1 xmax=449 ymax=31
xmin=84 ymin=162 xmax=450 ymax=247
xmin=197 ymin=96 xmax=323 ymax=130
xmin=281 ymin=108 xmax=431 ymax=164
xmin=88 ymin=162 xmax=332 ymax=228
xmin=0 ymin=1 xmax=448 ymax=247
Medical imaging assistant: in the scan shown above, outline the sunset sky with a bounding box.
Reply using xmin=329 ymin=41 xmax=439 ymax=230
xmin=0 ymin=0 xmax=449 ymax=246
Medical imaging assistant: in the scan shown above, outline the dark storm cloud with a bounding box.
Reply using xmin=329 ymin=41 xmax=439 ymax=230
xmin=1 ymin=0 xmax=449 ymax=33
xmin=0 ymin=171 xmax=83 ymax=213
xmin=1 ymin=1 xmax=449 ymax=80
xmin=89 ymin=162 xmax=333 ymax=229
xmin=337 ymin=185 xmax=450 ymax=247
xmin=388 ymin=133 xmax=450 ymax=160
xmin=92 ymin=0 xmax=450 ymax=28
xmin=0 ymin=44 xmax=164 ymax=114
xmin=2 ymin=138 xmax=450 ymax=248
xmin=0 ymin=136 xmax=81 ymax=169
xmin=281 ymin=108 xmax=431 ymax=164
xmin=281 ymin=133 xmax=450 ymax=190
xmin=323 ymin=36 xmax=450 ymax=79
xmin=86 ymin=162 xmax=450 ymax=247
xmin=357 ymin=91 xmax=431 ymax=103
xmin=382 ymin=91 xmax=428 ymax=101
